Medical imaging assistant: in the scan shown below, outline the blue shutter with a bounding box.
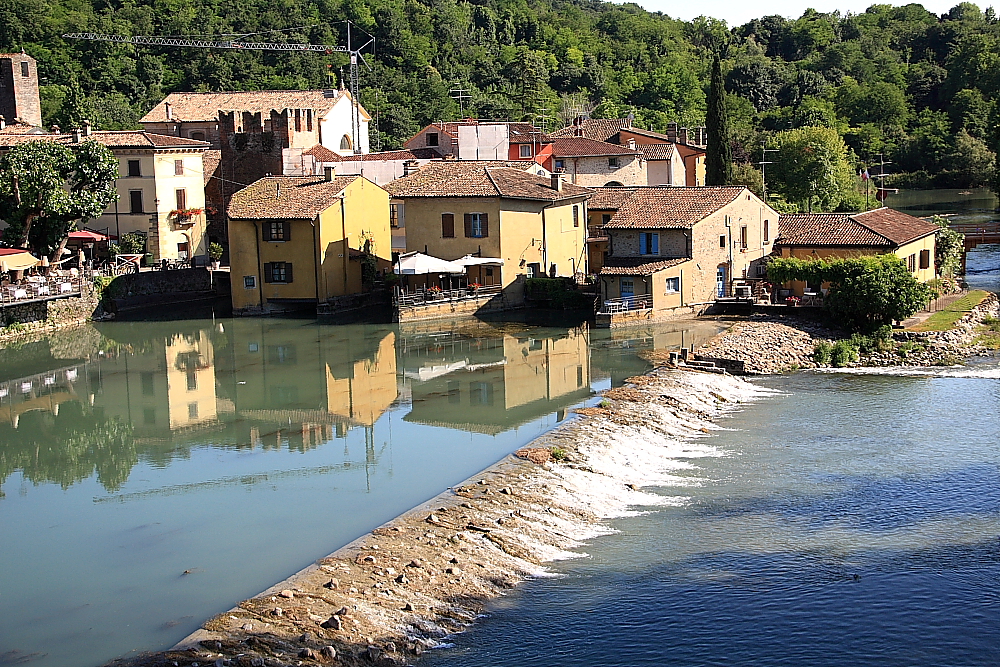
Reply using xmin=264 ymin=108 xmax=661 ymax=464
xmin=640 ymin=233 xmax=648 ymax=254
xmin=651 ymin=234 xmax=659 ymax=255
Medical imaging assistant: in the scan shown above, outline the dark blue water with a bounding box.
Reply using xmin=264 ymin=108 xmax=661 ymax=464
xmin=423 ymin=373 xmax=1000 ymax=666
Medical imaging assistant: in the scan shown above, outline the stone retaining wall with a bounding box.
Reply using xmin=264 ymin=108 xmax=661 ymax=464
xmin=0 ymin=284 xmax=101 ymax=343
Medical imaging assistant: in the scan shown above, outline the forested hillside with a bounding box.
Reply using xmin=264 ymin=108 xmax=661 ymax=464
xmin=1 ymin=0 xmax=998 ymax=209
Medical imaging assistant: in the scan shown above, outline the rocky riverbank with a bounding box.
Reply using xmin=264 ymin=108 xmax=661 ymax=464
xmin=689 ymin=293 xmax=999 ymax=374
xmin=107 ymin=370 xmax=772 ymax=667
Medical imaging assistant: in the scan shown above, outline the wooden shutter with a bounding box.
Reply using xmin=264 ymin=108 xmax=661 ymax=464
xmin=464 ymin=213 xmax=473 ymax=238
xmin=480 ymin=213 xmax=488 ymax=238
xmin=262 ymin=224 xmax=272 ymax=241
xmin=284 ymin=263 xmax=293 ymax=283
xmin=282 ymin=221 xmax=291 ymax=241
xmin=651 ymin=233 xmax=659 ymax=254
xmin=442 ymin=213 xmax=455 ymax=238
xmin=263 ymin=263 xmax=273 ymax=283
xmin=640 ymin=233 xmax=648 ymax=255
xmin=919 ymin=249 xmax=930 ymax=269
xmin=175 ymin=189 xmax=187 ymax=210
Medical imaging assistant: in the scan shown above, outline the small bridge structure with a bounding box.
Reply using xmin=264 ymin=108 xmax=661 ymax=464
xmin=948 ymin=221 xmax=1000 ymax=250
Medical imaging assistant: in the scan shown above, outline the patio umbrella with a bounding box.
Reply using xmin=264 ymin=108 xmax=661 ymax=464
xmin=0 ymin=248 xmax=40 ymax=272
xmin=454 ymin=255 xmax=504 ymax=267
xmin=394 ymin=252 xmax=466 ymax=275
xmin=68 ymin=230 xmax=117 ymax=241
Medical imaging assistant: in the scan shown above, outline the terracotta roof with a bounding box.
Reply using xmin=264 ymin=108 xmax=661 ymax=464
xmin=551 ymin=137 xmax=640 ymax=158
xmin=202 ymin=150 xmax=222 ymax=186
xmin=599 ymin=256 xmax=688 ymax=275
xmin=588 ymin=187 xmax=639 ymax=210
xmin=548 ymin=118 xmax=632 ymax=142
xmin=0 ymin=131 xmax=210 ymax=149
xmin=637 ymin=144 xmax=676 ymax=160
xmin=853 ymin=208 xmax=939 ymax=246
xmin=140 ymin=90 xmax=369 ymax=123
xmin=385 ymin=162 xmax=590 ymax=201
xmin=776 ymin=209 xmax=937 ymax=248
xmin=776 ymin=214 xmax=888 ymax=247
xmin=339 ymin=147 xmax=439 ymax=162
xmin=228 ymin=176 xmax=360 ymax=219
xmin=0 ymin=122 xmax=41 ymax=135
xmin=603 ymin=187 xmax=746 ymax=229
xmin=303 ymin=144 xmax=340 ymax=162
xmin=619 ymin=127 xmax=675 ymax=142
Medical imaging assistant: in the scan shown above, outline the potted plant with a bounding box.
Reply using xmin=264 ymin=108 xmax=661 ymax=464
xmin=208 ymin=242 xmax=224 ymax=270
xmin=785 ymin=295 xmax=801 ymax=307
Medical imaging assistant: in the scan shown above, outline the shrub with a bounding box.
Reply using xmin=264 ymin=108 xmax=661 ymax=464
xmin=830 ymin=340 xmax=859 ymax=367
xmin=812 ymin=341 xmax=833 ymax=364
xmin=848 ymin=325 xmax=894 ymax=354
xmin=208 ymin=242 xmax=224 ymax=261
xmin=551 ymin=447 xmax=568 ymax=461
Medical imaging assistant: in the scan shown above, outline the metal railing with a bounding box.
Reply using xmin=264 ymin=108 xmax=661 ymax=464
xmin=598 ymin=295 xmax=653 ymax=314
xmin=394 ymin=284 xmax=502 ymax=308
xmin=0 ymin=273 xmax=86 ymax=307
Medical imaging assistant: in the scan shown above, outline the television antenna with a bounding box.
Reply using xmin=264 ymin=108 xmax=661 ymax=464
xmin=64 ymin=22 xmax=375 ymax=154
xmin=758 ymin=145 xmax=778 ymax=202
xmin=449 ymin=88 xmax=471 ymax=117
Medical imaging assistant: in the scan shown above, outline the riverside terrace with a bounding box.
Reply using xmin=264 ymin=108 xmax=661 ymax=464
xmin=0 ymin=269 xmax=86 ymax=308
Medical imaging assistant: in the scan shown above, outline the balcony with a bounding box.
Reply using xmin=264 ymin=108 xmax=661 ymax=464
xmin=597 ymin=295 xmax=653 ymax=315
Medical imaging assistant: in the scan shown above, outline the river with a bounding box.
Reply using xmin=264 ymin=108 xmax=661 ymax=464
xmin=1 ymin=190 xmax=998 ymax=666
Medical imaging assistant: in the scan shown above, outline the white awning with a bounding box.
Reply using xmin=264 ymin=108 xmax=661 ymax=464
xmin=395 ymin=252 xmax=466 ymax=275
xmin=454 ymin=255 xmax=504 ymax=266
xmin=0 ymin=249 xmax=40 ymax=272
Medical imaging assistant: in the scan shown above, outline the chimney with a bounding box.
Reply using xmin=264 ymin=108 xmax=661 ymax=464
xmin=82 ymin=119 xmax=92 ymax=137
xmin=551 ymin=171 xmax=564 ymax=192
xmin=667 ymin=122 xmax=677 ymax=142
xmin=678 ymin=127 xmax=689 ymax=145
xmin=699 ymin=126 xmax=708 ymax=146
xmin=627 ymin=138 xmax=637 ymax=150
xmin=403 ymin=159 xmax=420 ymax=176
xmin=324 ymin=165 xmax=336 ymax=182
xmin=165 ymin=102 xmax=173 ymax=121
xmin=51 ymin=124 xmax=59 ymax=134
xmin=0 ymin=116 xmax=5 ymax=131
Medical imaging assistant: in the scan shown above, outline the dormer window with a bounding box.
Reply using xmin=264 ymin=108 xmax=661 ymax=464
xmin=426 ymin=132 xmax=439 ymax=147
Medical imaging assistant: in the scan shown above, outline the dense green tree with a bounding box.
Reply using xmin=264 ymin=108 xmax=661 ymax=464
xmin=768 ymin=126 xmax=857 ymax=212
xmin=931 ymin=215 xmax=965 ymax=278
xmin=705 ymin=54 xmax=732 ymax=186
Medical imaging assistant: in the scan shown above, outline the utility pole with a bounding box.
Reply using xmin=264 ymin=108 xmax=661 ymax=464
xmin=449 ymin=88 xmax=471 ymax=118
xmin=759 ymin=145 xmax=777 ymax=203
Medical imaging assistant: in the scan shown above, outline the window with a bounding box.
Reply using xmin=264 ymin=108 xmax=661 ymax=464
xmin=577 ymin=365 xmax=584 ymax=388
xmin=127 ymin=159 xmax=141 ymax=177
xmin=739 ymin=226 xmax=748 ymax=249
xmin=248 ymin=342 xmax=259 ymax=353
xmin=263 ymin=221 xmax=289 ymax=242
xmin=141 ymin=372 xmax=155 ymax=396
xmin=390 ymin=203 xmax=399 ymax=228
xmin=263 ymin=262 xmax=293 ymax=283
xmin=186 ymin=371 xmax=198 ymax=391
xmin=665 ymin=277 xmax=680 ymax=293
xmin=919 ymin=249 xmax=931 ymax=270
xmin=608 ymin=157 xmax=619 ymax=168
xmin=441 ymin=213 xmax=455 ymax=238
xmin=464 ymin=212 xmax=488 ymax=238
xmin=177 ymin=242 xmax=189 ymax=260
xmin=174 ymin=159 xmax=184 ymax=176
xmin=268 ymin=345 xmax=297 ymax=364
xmin=426 ymin=132 xmax=439 ymax=147
xmin=340 ymin=134 xmax=352 ymax=150
xmin=447 ymin=380 xmax=461 ymax=404
xmin=129 ymin=190 xmax=144 ymax=214
xmin=640 ymin=232 xmax=659 ymax=255
xmin=907 ymin=254 xmax=917 ymax=272
xmin=519 ymin=144 xmax=532 ymax=158
xmin=190 ymin=131 xmax=205 ymax=141
xmin=573 ymin=206 xmax=579 ymax=228
xmin=175 ymin=188 xmax=187 ymax=210
xmin=469 ymin=381 xmax=494 ymax=406
xmin=555 ymin=159 xmax=565 ymax=170
xmin=526 ymin=262 xmax=540 ymax=278
xmin=244 ymin=275 xmax=257 ymax=289
xmin=764 ymin=220 xmax=770 ymax=243
xmin=601 ymin=213 xmax=612 ymax=225
xmin=188 ymin=402 xmax=199 ymax=419
xmin=143 ymin=408 xmax=156 ymax=425
xmin=720 ymin=234 xmax=727 ymax=248
xmin=20 ymin=61 xmax=28 ymax=77
xmin=620 ymin=278 xmax=634 ymax=296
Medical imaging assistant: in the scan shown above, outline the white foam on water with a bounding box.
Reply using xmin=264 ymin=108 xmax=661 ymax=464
xmin=814 ymin=364 xmax=1000 ymax=379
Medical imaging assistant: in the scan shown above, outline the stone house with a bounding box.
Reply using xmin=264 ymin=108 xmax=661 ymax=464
xmin=226 ymin=171 xmax=392 ymax=315
xmin=596 ymin=186 xmax=779 ymax=326
xmin=774 ymin=208 xmax=939 ymax=299
xmin=547 ymin=137 xmax=646 ymax=187
xmin=384 ymin=161 xmax=591 ymax=297
xmin=0 ymin=128 xmax=211 ymax=262
xmin=0 ymin=52 xmax=42 ymax=128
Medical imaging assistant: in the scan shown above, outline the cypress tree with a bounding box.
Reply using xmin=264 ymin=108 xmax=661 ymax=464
xmin=705 ymin=54 xmax=733 ymax=186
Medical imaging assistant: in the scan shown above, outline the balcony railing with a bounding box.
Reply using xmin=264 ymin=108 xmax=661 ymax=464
xmin=598 ymin=295 xmax=653 ymax=314
xmin=0 ymin=273 xmax=86 ymax=307
xmin=394 ymin=284 xmax=502 ymax=308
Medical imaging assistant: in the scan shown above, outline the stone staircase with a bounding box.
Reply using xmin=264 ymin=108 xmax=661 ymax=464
xmin=668 ymin=349 xmax=728 ymax=374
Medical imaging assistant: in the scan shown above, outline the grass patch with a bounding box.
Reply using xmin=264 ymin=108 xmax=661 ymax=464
xmin=909 ymin=290 xmax=990 ymax=332
xmin=974 ymin=315 xmax=1000 ymax=349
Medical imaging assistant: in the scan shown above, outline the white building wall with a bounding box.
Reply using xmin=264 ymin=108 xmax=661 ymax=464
xmin=319 ymin=95 xmax=370 ymax=156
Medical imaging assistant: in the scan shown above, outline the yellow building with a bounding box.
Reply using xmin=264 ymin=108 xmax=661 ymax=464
xmin=774 ymin=208 xmax=939 ymax=297
xmin=385 ymin=161 xmax=591 ymax=293
xmin=227 ymin=171 xmax=392 ymax=314
xmin=0 ymin=129 xmax=211 ymax=261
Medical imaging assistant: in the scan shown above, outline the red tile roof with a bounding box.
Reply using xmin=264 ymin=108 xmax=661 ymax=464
xmin=0 ymin=122 xmax=40 ymax=135
xmin=550 ymin=137 xmax=640 ymax=158
xmin=140 ymin=90 xmax=369 ymax=123
xmin=228 ymin=176 xmax=361 ymax=219
xmin=602 ymin=187 xmax=746 ymax=229
xmin=303 ymin=144 xmax=340 ymax=162
xmin=339 ymin=147 xmax=439 ymax=162
xmin=599 ymin=256 xmax=688 ymax=275
xmin=587 ymin=187 xmax=639 ymax=210
xmin=385 ymin=161 xmax=590 ymax=201
xmin=202 ymin=150 xmax=222 ymax=186
xmin=776 ymin=208 xmax=937 ymax=248
xmin=0 ymin=131 xmax=210 ymax=149
xmin=637 ymin=144 xmax=676 ymax=160
xmin=548 ymin=118 xmax=633 ymax=142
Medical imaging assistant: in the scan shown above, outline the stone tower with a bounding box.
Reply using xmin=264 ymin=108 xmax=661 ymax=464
xmin=0 ymin=53 xmax=42 ymax=128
